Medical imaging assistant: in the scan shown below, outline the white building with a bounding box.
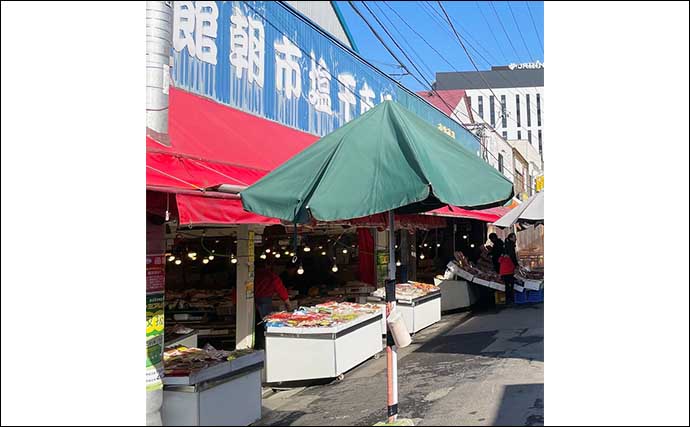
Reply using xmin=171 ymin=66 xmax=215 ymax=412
xmin=434 ymin=64 xmax=544 ymax=161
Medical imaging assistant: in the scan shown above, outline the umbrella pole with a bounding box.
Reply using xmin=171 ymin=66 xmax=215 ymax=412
xmin=386 ymin=210 xmax=398 ymax=423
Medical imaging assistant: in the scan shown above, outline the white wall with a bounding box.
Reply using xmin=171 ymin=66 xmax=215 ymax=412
xmin=481 ymin=129 xmax=514 ymax=183
xmin=466 ymin=87 xmax=544 ymax=157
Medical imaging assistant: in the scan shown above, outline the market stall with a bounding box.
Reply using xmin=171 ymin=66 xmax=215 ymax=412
xmin=262 ymin=302 xmax=383 ymax=383
xmin=434 ymin=275 xmax=478 ymax=312
xmin=370 ymin=282 xmax=442 ymax=334
xmin=161 ymin=345 xmax=264 ymax=426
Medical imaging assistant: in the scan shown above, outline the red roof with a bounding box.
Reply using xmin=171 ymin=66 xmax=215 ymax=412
xmin=416 ymin=89 xmax=473 ymax=123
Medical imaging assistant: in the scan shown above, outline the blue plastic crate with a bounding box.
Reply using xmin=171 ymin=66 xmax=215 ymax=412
xmin=514 ymin=289 xmax=528 ymax=304
xmin=526 ymin=288 xmax=544 ymax=303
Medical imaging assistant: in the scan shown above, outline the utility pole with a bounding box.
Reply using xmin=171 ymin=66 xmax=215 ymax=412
xmin=146 ymin=2 xmax=172 ymax=426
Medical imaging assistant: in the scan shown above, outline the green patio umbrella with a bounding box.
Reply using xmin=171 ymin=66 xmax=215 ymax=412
xmin=241 ymin=101 xmax=513 ymax=224
xmin=240 ymin=100 xmax=513 ymax=423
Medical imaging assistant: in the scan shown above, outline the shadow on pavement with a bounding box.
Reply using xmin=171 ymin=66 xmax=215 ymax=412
xmin=492 ymin=383 xmax=544 ymax=426
xmin=252 ymin=410 xmax=307 ymax=426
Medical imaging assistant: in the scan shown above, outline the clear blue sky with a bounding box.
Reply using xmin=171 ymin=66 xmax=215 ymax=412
xmin=335 ymin=1 xmax=544 ymax=91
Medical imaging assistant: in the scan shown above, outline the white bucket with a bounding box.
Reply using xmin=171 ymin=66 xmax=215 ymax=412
xmin=387 ymin=309 xmax=412 ymax=348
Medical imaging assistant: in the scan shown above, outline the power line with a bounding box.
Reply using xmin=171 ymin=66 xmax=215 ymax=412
xmin=424 ymin=2 xmax=542 ymax=116
xmin=475 ymin=1 xmax=509 ymax=64
xmin=489 ymin=1 xmax=521 ymax=60
xmin=507 ymin=1 xmax=535 ymax=61
xmin=250 ymin=0 xmax=538 ymax=192
xmin=525 ymin=1 xmax=544 ymax=53
xmin=368 ymin=1 xmax=437 ymax=84
xmin=351 ymin=1 xmax=536 ymax=191
xmin=437 ymin=2 xmax=502 ymax=104
xmin=422 ymin=1 xmax=492 ymax=69
xmin=432 ymin=2 xmax=543 ymax=125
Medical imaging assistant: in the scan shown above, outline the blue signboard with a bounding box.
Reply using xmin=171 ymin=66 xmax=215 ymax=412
xmin=171 ymin=1 xmax=480 ymax=153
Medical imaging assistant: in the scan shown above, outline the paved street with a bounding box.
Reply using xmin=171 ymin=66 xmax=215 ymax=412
xmin=256 ymin=303 xmax=544 ymax=426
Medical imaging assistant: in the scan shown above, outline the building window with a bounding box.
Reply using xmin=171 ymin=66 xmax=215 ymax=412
xmin=478 ymin=96 xmax=484 ymax=119
xmin=515 ymin=170 xmax=525 ymax=194
xmin=528 ymin=130 xmax=532 ymax=143
xmin=502 ymin=131 xmax=508 ymax=139
xmin=498 ymin=153 xmax=504 ymax=173
xmin=528 ymin=175 xmax=533 ymax=196
xmin=517 ymin=130 xmax=522 ymax=140
xmin=526 ymin=94 xmax=532 ymax=127
xmin=516 ymin=94 xmax=521 ymax=127
xmin=537 ymin=93 xmax=542 ymax=126
xmin=501 ymin=95 xmax=507 ymax=128
xmin=489 ymin=96 xmax=495 ymax=127
xmin=538 ymin=129 xmax=543 ymax=156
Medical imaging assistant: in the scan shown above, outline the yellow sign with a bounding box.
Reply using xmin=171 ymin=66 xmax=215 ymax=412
xmin=437 ymin=123 xmax=456 ymax=139
xmin=535 ymin=175 xmax=544 ymax=192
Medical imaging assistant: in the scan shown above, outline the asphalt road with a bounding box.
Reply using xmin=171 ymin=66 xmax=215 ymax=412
xmin=256 ymin=303 xmax=544 ymax=426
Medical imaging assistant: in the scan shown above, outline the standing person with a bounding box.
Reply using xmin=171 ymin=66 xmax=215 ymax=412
xmin=488 ymin=233 xmax=505 ymax=274
xmin=254 ymin=258 xmax=292 ymax=350
xmin=500 ymin=233 xmax=519 ymax=305
xmin=505 ymin=233 xmax=519 ymax=269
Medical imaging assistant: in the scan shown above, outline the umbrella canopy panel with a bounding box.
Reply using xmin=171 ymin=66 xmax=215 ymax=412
xmin=241 ymin=101 xmax=513 ymax=223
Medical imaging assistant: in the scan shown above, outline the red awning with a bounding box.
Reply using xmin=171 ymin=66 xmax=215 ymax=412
xmin=146 ymin=149 xmax=269 ymax=190
xmin=148 ymin=87 xmax=319 ymax=171
xmin=176 ymin=194 xmax=279 ymax=226
xmin=146 ymin=88 xmax=323 ymax=226
xmin=426 ymin=205 xmax=511 ymax=223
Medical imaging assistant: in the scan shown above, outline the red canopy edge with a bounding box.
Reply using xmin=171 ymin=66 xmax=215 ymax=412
xmin=425 ymin=205 xmax=512 ymax=223
xmin=146 ymin=149 xmax=268 ymax=190
xmin=176 ymin=193 xmax=280 ymax=226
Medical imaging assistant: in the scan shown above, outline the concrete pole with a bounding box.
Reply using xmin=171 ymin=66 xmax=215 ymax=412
xmin=146 ymin=219 xmax=166 ymax=427
xmin=146 ymin=3 xmax=172 ymax=425
xmin=146 ymin=1 xmax=173 ymax=142
xmin=386 ymin=211 xmax=398 ymax=423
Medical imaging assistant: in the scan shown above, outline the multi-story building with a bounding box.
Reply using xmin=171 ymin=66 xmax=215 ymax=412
xmin=433 ymin=64 xmax=544 ymax=161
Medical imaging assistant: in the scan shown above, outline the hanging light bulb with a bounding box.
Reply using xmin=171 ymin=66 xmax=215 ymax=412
xmin=259 ymin=253 xmax=267 ymax=260
xmin=318 ymin=246 xmax=323 ymax=250
xmin=187 ymin=252 xmax=197 ymax=259
xmin=265 ymin=248 xmax=271 ymax=253
xmin=303 ymin=246 xmax=311 ymax=252
xmin=231 ymin=257 xmax=238 ymax=264
xmin=297 ymin=265 xmax=305 ymax=275
xmin=462 ymin=235 xmax=468 ymax=239
xmin=342 ymin=248 xmax=348 ymax=254
xmin=331 ymin=264 xmax=339 ymax=273
xmin=215 ymin=240 xmax=220 ymax=244
xmin=168 ymin=255 xmax=176 ymax=262
xmin=470 ymin=243 xmax=476 ymax=248
xmin=174 ymin=259 xmax=182 ymax=265
xmin=208 ymin=255 xmax=215 ymax=261
xmin=395 ymin=245 xmax=398 ymax=249
xmin=437 ymin=243 xmax=441 ymax=247
xmin=423 ymin=243 xmax=428 ymax=248
xmin=290 ymin=252 xmax=295 ymax=257
xmin=419 ymin=253 xmax=426 ymax=260
xmin=284 ymin=250 xmax=290 ymax=255
xmin=211 ymin=249 xmax=216 ymax=253
xmin=202 ymin=258 xmax=209 ymax=264
xmin=275 ymin=252 xmax=281 ymax=258
xmin=321 ymin=251 xmax=327 ymax=256
xmin=396 ymin=260 xmax=401 ymax=267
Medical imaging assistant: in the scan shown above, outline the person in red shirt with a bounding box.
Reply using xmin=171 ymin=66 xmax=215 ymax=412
xmin=254 ymin=258 xmax=292 ymax=318
xmin=254 ymin=258 xmax=292 ymax=350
